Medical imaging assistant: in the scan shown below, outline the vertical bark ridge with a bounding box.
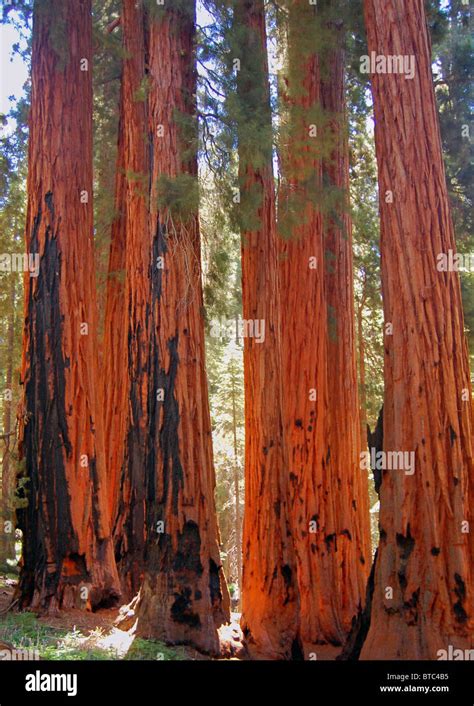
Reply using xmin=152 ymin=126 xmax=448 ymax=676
xmin=360 ymin=0 xmax=474 ymax=659
xmin=236 ymin=0 xmax=300 ymax=659
xmin=125 ymin=0 xmax=230 ymax=654
xmin=18 ymin=0 xmax=120 ymax=612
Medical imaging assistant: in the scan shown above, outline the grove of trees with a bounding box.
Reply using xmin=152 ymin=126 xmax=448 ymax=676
xmin=0 ymin=0 xmax=472 ymax=661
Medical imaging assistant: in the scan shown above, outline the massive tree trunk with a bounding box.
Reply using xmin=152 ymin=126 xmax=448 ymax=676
xmin=320 ymin=21 xmax=371 ymax=637
xmin=278 ymin=0 xmax=330 ymax=653
xmin=126 ymin=0 xmax=229 ymax=654
xmin=102 ymin=92 xmax=128 ymax=530
xmin=235 ymin=0 xmax=300 ymax=659
xmin=278 ymin=1 xmax=370 ymax=654
xmin=360 ymin=0 xmax=474 ymax=659
xmin=111 ymin=0 xmax=150 ymax=599
xmin=17 ymin=0 xmax=120 ymax=611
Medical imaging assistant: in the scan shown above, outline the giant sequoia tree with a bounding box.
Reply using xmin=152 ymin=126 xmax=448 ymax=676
xmin=278 ymin=0 xmax=331 ymax=652
xmin=319 ymin=5 xmax=371 ymax=641
xmin=18 ymin=0 xmax=120 ymax=610
xmin=234 ymin=0 xmax=300 ymax=659
xmin=5 ymin=0 xmax=472 ymax=666
xmin=359 ymin=0 xmax=474 ymax=659
xmin=278 ymin=0 xmax=370 ymax=652
xmin=102 ymin=93 xmax=128 ymax=529
xmin=111 ymin=0 xmax=150 ymax=598
xmin=115 ymin=0 xmax=230 ymax=654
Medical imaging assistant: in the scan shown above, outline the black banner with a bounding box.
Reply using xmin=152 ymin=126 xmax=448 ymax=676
xmin=0 ymin=660 xmax=471 ymax=704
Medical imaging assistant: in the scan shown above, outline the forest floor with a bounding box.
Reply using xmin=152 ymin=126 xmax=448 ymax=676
xmin=0 ymin=575 xmax=240 ymax=661
xmin=0 ymin=575 xmax=342 ymax=661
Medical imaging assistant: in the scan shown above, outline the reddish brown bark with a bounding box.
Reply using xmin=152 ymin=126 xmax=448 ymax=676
xmin=278 ymin=1 xmax=370 ymax=653
xmin=236 ymin=0 xmax=300 ymax=659
xmin=102 ymin=93 xmax=128 ymax=528
xmin=111 ymin=0 xmax=150 ymax=598
xmin=278 ymin=1 xmax=330 ymax=652
xmin=17 ymin=0 xmax=120 ymax=611
xmin=122 ymin=0 xmax=230 ymax=654
xmin=360 ymin=0 xmax=474 ymax=659
xmin=320 ymin=30 xmax=371 ymax=635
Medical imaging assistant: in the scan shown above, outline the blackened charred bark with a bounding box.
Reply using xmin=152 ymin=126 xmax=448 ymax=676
xmin=337 ymin=549 xmax=377 ymax=661
xmin=115 ymin=0 xmax=229 ymax=653
xmin=112 ymin=0 xmax=150 ymax=598
xmin=19 ymin=213 xmax=75 ymax=606
xmin=18 ymin=0 xmax=120 ymax=611
xmin=367 ymin=405 xmax=383 ymax=494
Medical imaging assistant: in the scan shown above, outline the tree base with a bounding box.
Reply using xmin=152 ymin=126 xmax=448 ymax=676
xmin=115 ymin=573 xmax=227 ymax=657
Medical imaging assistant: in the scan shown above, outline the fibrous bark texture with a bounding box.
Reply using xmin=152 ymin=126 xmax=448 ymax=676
xmin=360 ymin=0 xmax=474 ymax=659
xmin=112 ymin=0 xmax=150 ymax=599
xmin=320 ymin=25 xmax=371 ymax=641
xmin=18 ymin=0 xmax=120 ymax=611
xmin=236 ymin=0 xmax=300 ymax=660
xmin=102 ymin=91 xmax=128 ymax=530
xmin=124 ymin=0 xmax=230 ymax=654
xmin=278 ymin=2 xmax=370 ymax=653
